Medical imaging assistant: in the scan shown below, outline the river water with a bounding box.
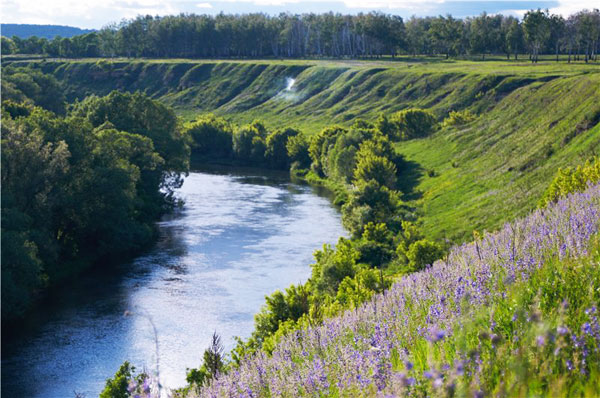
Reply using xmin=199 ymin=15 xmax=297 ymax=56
xmin=2 ymin=168 xmax=346 ymax=398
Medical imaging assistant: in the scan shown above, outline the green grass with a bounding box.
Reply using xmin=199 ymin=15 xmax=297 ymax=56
xmin=396 ymin=74 xmax=600 ymax=241
xmin=14 ymin=57 xmax=600 ymax=243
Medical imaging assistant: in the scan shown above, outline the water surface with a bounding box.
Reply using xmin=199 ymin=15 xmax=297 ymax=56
xmin=2 ymin=169 xmax=346 ymax=397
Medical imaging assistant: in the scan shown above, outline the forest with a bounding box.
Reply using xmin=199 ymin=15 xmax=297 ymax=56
xmin=2 ymin=8 xmax=600 ymax=61
xmin=1 ymin=80 xmax=189 ymax=320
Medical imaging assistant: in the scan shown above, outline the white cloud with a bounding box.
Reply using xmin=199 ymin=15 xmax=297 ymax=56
xmin=341 ymin=0 xmax=442 ymax=9
xmin=2 ymin=0 xmax=179 ymax=28
xmin=550 ymin=0 xmax=599 ymax=16
xmin=196 ymin=2 xmax=213 ymax=8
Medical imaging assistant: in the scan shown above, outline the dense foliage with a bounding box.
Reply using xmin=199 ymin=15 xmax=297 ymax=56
xmin=1 ymin=66 xmax=66 ymax=114
xmin=1 ymin=90 xmax=189 ymax=320
xmin=185 ymin=115 xmax=301 ymax=169
xmin=539 ymin=157 xmax=600 ymax=207
xmin=100 ymin=362 xmax=155 ymax=398
xmin=2 ymin=9 xmax=599 ymax=61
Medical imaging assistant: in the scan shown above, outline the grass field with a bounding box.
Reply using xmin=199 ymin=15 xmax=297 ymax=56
xmin=13 ymin=56 xmax=600 ymax=242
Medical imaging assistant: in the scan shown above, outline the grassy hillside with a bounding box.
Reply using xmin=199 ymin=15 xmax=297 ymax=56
xmin=12 ymin=58 xmax=600 ymax=242
xmin=397 ymin=74 xmax=600 ymax=241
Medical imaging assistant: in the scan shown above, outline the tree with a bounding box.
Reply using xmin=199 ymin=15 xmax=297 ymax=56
xmin=506 ymin=18 xmax=524 ymax=59
xmin=203 ymin=332 xmax=225 ymax=379
xmin=576 ymin=9 xmax=600 ymax=63
xmin=430 ymin=15 xmax=463 ymax=58
xmin=286 ymin=133 xmax=311 ymax=169
xmin=1 ymin=67 xmax=66 ymax=114
xmin=311 ymin=239 xmax=360 ymax=295
xmin=99 ymin=362 xmax=135 ymax=398
xmin=232 ymin=122 xmax=269 ymax=163
xmin=523 ymin=9 xmax=551 ymax=63
xmin=71 ymin=91 xmax=189 ymax=217
xmin=265 ymin=127 xmax=300 ymax=169
xmin=470 ymin=13 xmax=493 ymax=59
xmin=354 ymin=152 xmax=397 ymax=189
xmin=308 ymin=125 xmax=346 ymax=176
xmin=1 ymin=36 xmax=17 ymax=54
xmin=185 ymin=114 xmax=233 ymax=158
xmin=549 ymin=14 xmax=566 ymax=62
xmin=1 ymin=121 xmax=70 ymax=319
xmin=341 ymin=180 xmax=400 ymax=237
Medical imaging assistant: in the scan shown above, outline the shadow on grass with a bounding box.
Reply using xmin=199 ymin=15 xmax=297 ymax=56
xmin=396 ymin=157 xmax=424 ymax=201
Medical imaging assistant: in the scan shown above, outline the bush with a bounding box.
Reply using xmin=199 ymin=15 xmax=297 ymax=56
xmin=286 ymin=134 xmax=311 ymax=169
xmin=265 ymin=127 xmax=300 ymax=169
xmin=99 ymin=362 xmax=134 ymax=398
xmin=232 ymin=122 xmax=268 ymax=163
xmin=539 ymin=157 xmax=600 ymax=207
xmin=442 ymin=109 xmax=476 ymax=127
xmin=308 ymin=125 xmax=347 ymax=176
xmin=184 ymin=114 xmax=233 ymax=158
xmin=389 ymin=108 xmax=437 ymax=140
xmin=311 ymin=239 xmax=360 ymax=295
xmin=405 ymin=238 xmax=444 ymax=272
xmin=354 ymin=153 xmax=397 ymax=189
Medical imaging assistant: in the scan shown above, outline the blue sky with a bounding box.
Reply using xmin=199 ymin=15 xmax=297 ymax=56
xmin=2 ymin=0 xmax=595 ymax=29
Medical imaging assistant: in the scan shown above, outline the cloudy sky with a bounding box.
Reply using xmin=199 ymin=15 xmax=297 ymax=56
xmin=2 ymin=0 xmax=597 ymax=29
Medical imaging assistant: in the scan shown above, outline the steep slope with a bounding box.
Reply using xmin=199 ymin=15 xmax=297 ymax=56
xmin=397 ymin=73 xmax=600 ymax=241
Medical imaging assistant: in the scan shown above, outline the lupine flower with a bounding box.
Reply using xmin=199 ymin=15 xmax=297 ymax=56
xmin=557 ymin=326 xmax=569 ymax=335
xmin=536 ymin=335 xmax=546 ymax=347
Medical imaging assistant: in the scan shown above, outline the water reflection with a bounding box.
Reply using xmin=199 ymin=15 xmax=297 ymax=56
xmin=2 ymin=169 xmax=346 ymax=398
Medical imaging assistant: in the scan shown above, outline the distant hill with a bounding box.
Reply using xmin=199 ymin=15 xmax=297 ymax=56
xmin=1 ymin=24 xmax=95 ymax=39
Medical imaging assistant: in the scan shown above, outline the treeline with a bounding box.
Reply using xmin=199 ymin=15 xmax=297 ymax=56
xmin=2 ymin=9 xmax=600 ymax=61
xmin=1 ymin=69 xmax=189 ymax=320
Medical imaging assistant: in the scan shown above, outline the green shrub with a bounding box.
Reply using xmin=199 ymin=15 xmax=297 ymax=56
xmin=99 ymin=362 xmax=134 ymax=398
xmin=354 ymin=153 xmax=397 ymax=189
xmin=539 ymin=157 xmax=600 ymax=208
xmin=405 ymin=238 xmax=444 ymax=272
xmin=286 ymin=134 xmax=311 ymax=169
xmin=265 ymin=127 xmax=300 ymax=169
xmin=184 ymin=114 xmax=233 ymax=158
xmin=389 ymin=108 xmax=437 ymax=140
xmin=442 ymin=109 xmax=476 ymax=127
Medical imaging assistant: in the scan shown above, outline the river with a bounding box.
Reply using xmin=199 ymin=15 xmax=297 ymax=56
xmin=1 ymin=168 xmax=347 ymax=398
